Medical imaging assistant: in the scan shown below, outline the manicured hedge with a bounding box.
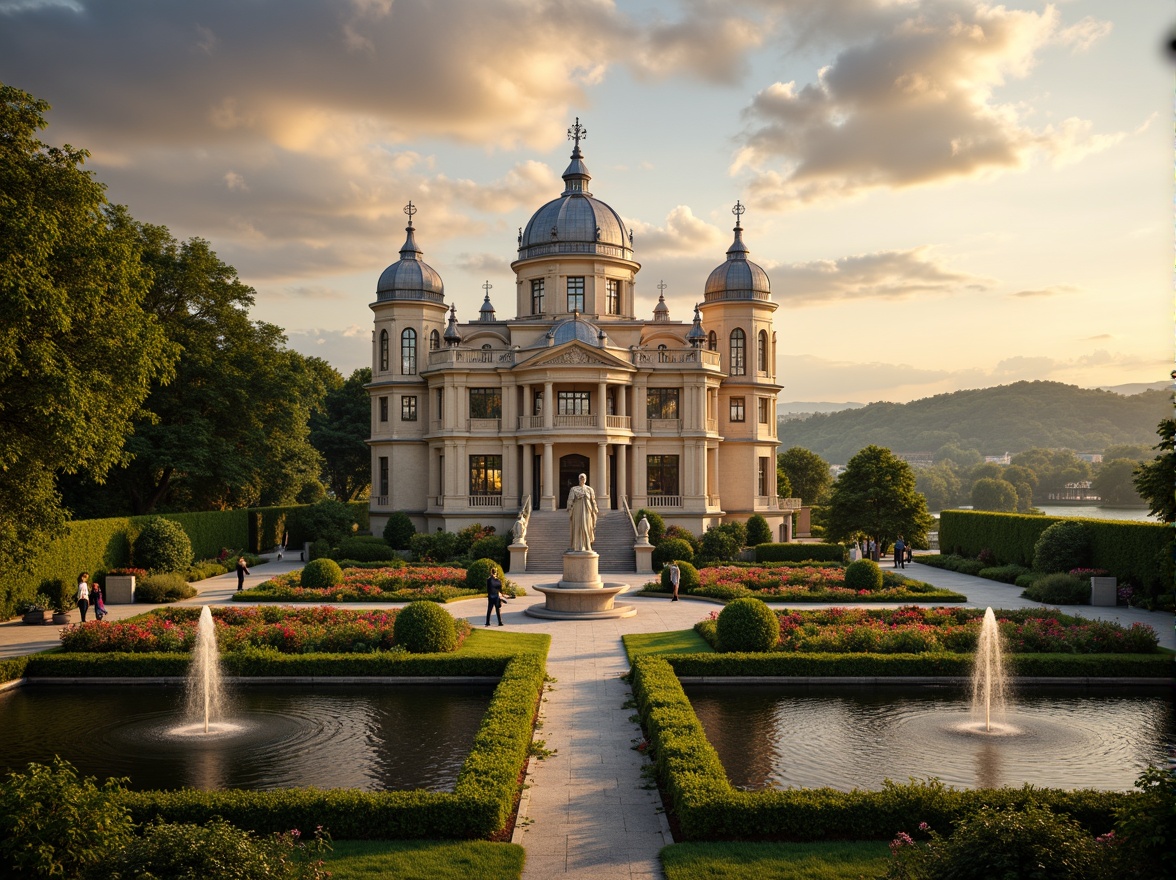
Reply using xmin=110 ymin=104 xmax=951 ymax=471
xmin=0 ymin=655 xmax=30 ymax=685
xmin=755 ymin=543 xmax=847 ymax=563
xmin=23 ymin=644 xmax=548 ymax=840
xmin=630 ymin=655 xmax=1133 ymax=842
xmin=938 ymin=511 xmax=1171 ymax=594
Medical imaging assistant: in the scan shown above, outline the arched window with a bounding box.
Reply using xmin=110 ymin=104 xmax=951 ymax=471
xmin=379 ymin=329 xmax=389 ymax=372
xmin=730 ymin=328 xmax=745 ymax=376
xmin=758 ymin=330 xmax=768 ymax=373
xmin=707 ymin=330 xmax=717 ymax=352
xmin=401 ymin=328 xmax=417 ymax=375
xmin=430 ymin=329 xmax=440 ymax=350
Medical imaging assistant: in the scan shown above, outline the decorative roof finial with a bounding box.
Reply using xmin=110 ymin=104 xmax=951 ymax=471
xmin=732 ymin=200 xmax=745 ymax=230
xmin=568 ymin=117 xmax=587 ymax=150
xmin=404 ymin=200 xmax=417 ymax=228
xmin=483 ymin=280 xmax=493 ymax=296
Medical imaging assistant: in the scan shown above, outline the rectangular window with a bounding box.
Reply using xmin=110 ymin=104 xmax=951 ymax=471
xmin=378 ymin=456 xmax=389 ymax=497
xmin=646 ymin=454 xmax=680 ymax=496
xmin=533 ymin=390 xmax=543 ymax=416
xmin=758 ymin=398 xmax=770 ymax=424
xmin=758 ymin=457 xmax=771 ymax=497
xmin=566 ymin=276 xmax=584 ymax=312
xmin=730 ymin=397 xmax=745 ymax=422
xmin=401 ymin=395 xmax=417 ymax=421
xmin=606 ymin=279 xmax=620 ymax=315
xmin=469 ymin=388 xmax=502 ymax=419
xmin=646 ymin=388 xmax=680 ymax=420
xmin=531 ymin=278 xmax=545 ymax=315
xmin=378 ymin=396 xmax=388 ymax=422
xmin=557 ymin=390 xmax=590 ymax=414
xmin=469 ymin=454 xmax=502 ymax=495
xmin=436 ymin=388 xmax=444 ymax=420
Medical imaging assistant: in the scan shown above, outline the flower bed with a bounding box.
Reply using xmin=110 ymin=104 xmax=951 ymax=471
xmin=235 ymin=565 xmax=487 ymax=603
xmin=59 ymin=606 xmax=472 ymax=654
xmin=641 ymin=563 xmax=965 ymax=603
xmin=692 ymin=606 xmax=1161 ymax=655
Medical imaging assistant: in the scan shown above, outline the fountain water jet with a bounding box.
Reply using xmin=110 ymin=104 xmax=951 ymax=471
xmin=970 ymin=607 xmax=1009 ymax=734
xmin=175 ymin=606 xmax=236 ymax=736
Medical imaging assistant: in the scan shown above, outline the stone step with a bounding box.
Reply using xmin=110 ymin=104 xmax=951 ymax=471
xmin=520 ymin=510 xmax=637 ymax=573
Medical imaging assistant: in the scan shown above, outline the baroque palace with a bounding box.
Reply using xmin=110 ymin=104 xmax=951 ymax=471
xmin=367 ymin=121 xmax=789 ymax=551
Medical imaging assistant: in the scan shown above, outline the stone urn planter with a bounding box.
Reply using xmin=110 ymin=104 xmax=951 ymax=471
xmin=51 ymin=610 xmax=72 ymax=625
xmin=22 ymin=609 xmax=49 ymax=625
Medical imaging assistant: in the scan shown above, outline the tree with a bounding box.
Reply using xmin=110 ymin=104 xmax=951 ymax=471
xmin=1092 ymin=458 xmax=1145 ymax=507
xmin=825 ymin=445 xmax=934 ymax=550
xmin=776 ymin=463 xmax=792 ymax=500
xmin=1133 ymin=418 xmax=1175 ymax=522
xmin=971 ymin=477 xmax=1018 ymax=512
xmin=777 ymin=447 xmax=832 ymax=505
xmin=0 ymin=83 xmax=174 ymax=591
xmin=310 ymin=367 xmax=372 ymax=501
xmin=915 ymin=462 xmax=962 ymax=511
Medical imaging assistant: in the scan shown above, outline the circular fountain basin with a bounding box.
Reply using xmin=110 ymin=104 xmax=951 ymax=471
xmin=527 ymin=583 xmax=635 ymax=619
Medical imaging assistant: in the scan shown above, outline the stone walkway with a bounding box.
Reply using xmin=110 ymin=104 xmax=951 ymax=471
xmin=1 ymin=557 xmax=1171 ymax=880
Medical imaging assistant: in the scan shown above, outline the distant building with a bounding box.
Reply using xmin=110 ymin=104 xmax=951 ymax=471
xmin=894 ymin=452 xmax=934 ymax=469
xmin=1047 ymin=481 xmax=1100 ymax=502
xmin=984 ymin=453 xmax=1011 ymax=465
xmin=1075 ymin=452 xmax=1103 ymax=464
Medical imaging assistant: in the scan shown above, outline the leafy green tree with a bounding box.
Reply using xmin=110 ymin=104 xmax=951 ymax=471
xmin=971 ymin=477 xmax=1018 ymax=512
xmin=1133 ymin=418 xmax=1175 ymax=522
xmin=1092 ymin=459 xmax=1145 ymax=507
xmin=935 ymin=442 xmax=982 ymax=468
xmin=915 ymin=462 xmax=963 ymax=511
xmin=310 ymin=366 xmax=372 ymax=501
xmin=1011 ymin=448 xmax=1092 ymax=498
xmin=776 ymin=462 xmax=792 ymax=499
xmin=777 ymin=447 xmax=832 ymax=505
xmin=0 ymin=83 xmax=174 ymax=591
xmin=825 ymin=445 xmax=934 ymax=550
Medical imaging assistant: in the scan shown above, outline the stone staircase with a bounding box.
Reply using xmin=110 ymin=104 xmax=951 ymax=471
xmin=522 ymin=509 xmax=637 ymax=573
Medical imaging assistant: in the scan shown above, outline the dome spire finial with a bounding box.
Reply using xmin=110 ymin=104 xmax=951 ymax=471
xmin=404 ymin=200 xmax=417 ymax=229
xmin=732 ymin=200 xmax=745 ymax=230
xmin=561 ymin=117 xmax=592 ymax=196
xmin=568 ymin=117 xmax=587 ymax=153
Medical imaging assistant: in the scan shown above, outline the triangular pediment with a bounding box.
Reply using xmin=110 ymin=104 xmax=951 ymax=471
xmin=517 ymin=340 xmax=634 ymax=371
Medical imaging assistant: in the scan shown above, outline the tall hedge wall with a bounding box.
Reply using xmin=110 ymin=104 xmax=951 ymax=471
xmin=939 ymin=510 xmax=1171 ymax=592
xmin=755 ymin=543 xmax=847 ymax=563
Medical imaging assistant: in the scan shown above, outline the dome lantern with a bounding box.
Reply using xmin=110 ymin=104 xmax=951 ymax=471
xmin=376 ymin=201 xmax=446 ymax=303
xmin=703 ymin=200 xmax=771 ymax=302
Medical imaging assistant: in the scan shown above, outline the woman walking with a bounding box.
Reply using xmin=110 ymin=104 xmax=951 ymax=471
xmin=76 ymin=573 xmax=91 ymax=622
xmin=236 ymin=557 xmax=250 ymax=592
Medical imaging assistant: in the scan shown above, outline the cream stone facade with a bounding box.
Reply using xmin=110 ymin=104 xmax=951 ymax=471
xmin=368 ymin=123 xmax=788 ymax=542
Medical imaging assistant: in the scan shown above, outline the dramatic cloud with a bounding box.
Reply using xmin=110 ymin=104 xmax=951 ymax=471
xmin=734 ymin=1 xmax=1122 ymax=207
xmin=773 ymin=247 xmax=991 ymax=305
xmin=628 ymin=206 xmax=728 ymax=258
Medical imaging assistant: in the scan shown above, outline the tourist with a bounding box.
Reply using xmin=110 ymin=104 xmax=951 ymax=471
xmin=667 ymin=561 xmax=681 ymax=601
xmin=276 ymin=531 xmax=288 ymax=561
xmin=236 ymin=557 xmax=250 ymax=592
xmin=76 ymin=572 xmax=91 ymax=622
xmin=893 ymin=536 xmax=906 ymax=569
xmin=92 ymin=579 xmax=106 ymax=620
xmin=906 ymin=542 xmax=914 ymax=564
xmin=485 ymin=570 xmax=508 ymax=626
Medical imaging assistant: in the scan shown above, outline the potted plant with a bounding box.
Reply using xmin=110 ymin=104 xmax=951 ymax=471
xmin=21 ymin=595 xmax=51 ymax=625
xmin=43 ymin=578 xmax=73 ymax=624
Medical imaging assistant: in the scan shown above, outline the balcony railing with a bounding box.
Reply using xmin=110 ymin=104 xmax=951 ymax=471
xmin=645 ymin=495 xmax=682 ymax=508
xmin=517 ymin=415 xmax=543 ymax=430
xmin=780 ymin=497 xmax=803 ymax=510
xmin=373 ymin=495 xmax=389 ymax=507
xmin=632 ymin=348 xmax=721 ymax=368
xmin=468 ymin=418 xmax=501 ymax=432
xmin=468 ymin=494 xmax=503 ymax=507
xmin=605 ymin=415 xmax=631 ymax=430
xmin=649 ymin=418 xmax=681 ymax=433
xmin=427 ymin=348 xmax=515 ymax=368
xmin=553 ymin=414 xmax=597 ymax=428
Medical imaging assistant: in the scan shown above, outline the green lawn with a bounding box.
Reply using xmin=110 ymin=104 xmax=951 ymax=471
xmin=623 ymin=628 xmax=714 ymax=661
xmin=323 ymin=840 xmax=525 ymax=880
xmin=459 ymin=627 xmax=549 ymax=655
xmin=661 ymin=840 xmax=890 ymax=880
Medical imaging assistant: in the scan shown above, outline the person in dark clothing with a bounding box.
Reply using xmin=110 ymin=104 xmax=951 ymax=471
xmin=893 ymin=536 xmax=906 ymax=569
xmin=485 ymin=571 xmax=508 ymax=626
xmin=236 ymin=557 xmax=250 ymax=591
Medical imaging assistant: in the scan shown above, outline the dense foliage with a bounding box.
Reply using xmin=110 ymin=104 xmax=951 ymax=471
xmin=776 ymin=447 xmax=832 ymax=504
xmin=1033 ymin=521 xmax=1091 ymax=572
xmin=309 ymin=367 xmax=372 ymax=502
xmin=1133 ymin=417 xmax=1175 ymax=522
xmin=825 ymin=446 xmax=933 ymax=550
xmin=754 ymin=543 xmax=847 ymax=563
xmin=715 ymin=598 xmax=779 ymax=652
xmin=844 ymin=558 xmax=883 ymax=591
xmin=382 ymin=511 xmax=417 ymax=550
xmin=131 ymin=516 xmax=193 ymax=573
xmin=745 ymin=514 xmax=772 ymax=546
xmin=653 ymin=537 xmax=695 ymax=568
xmin=393 ymin=600 xmax=459 ymax=653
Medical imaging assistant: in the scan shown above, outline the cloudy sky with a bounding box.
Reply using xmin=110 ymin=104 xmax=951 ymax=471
xmin=2 ymin=0 xmax=1169 ymax=402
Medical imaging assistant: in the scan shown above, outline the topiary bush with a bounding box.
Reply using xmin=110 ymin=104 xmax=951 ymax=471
xmin=844 ymin=559 xmax=883 ymax=591
xmin=1032 ymin=521 xmax=1092 ymax=573
xmin=469 ymin=534 xmax=509 ymax=568
xmin=664 ymin=525 xmax=701 ymax=555
xmin=658 ymin=560 xmax=700 ymax=593
xmin=745 ymin=514 xmax=772 ymax=547
xmin=133 ymin=517 xmax=193 ymax=574
xmin=652 ymin=537 xmax=695 ymax=569
xmin=465 ymin=557 xmax=505 ymax=592
xmin=715 ymin=597 xmax=779 ymax=653
xmin=383 ymin=511 xmax=417 ymax=550
xmin=1021 ymin=572 xmax=1090 ymax=605
xmin=393 ymin=600 xmax=458 ymax=653
xmin=632 ymin=508 xmax=666 ymax=545
xmin=699 ymin=527 xmax=740 ymax=563
xmin=300 ymin=558 xmax=343 ymax=590
xmin=135 ymin=573 xmax=197 ymax=604
xmin=334 ymin=536 xmax=396 ymax=562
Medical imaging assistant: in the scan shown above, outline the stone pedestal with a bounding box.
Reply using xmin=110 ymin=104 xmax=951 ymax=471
xmin=105 ymin=576 xmax=136 ymax=604
xmin=634 ymin=543 xmax=654 ymax=574
xmin=1090 ymin=576 xmax=1117 ymax=607
xmin=508 ymin=543 xmax=528 ymax=573
xmin=526 ymin=551 xmax=636 ymax=620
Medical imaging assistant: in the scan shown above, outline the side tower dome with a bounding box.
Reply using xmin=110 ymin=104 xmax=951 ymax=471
xmin=377 ymin=202 xmax=444 ymax=302
xmin=704 ymin=200 xmax=770 ymax=302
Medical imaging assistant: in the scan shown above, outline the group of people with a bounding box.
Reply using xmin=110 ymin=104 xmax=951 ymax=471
xmin=74 ymin=573 xmax=106 ymax=622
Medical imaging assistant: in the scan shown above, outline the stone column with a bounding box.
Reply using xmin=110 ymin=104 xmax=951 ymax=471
xmin=632 ymin=440 xmax=647 ymax=507
xmin=617 ymin=444 xmax=628 ymax=503
xmin=522 ymin=442 xmax=533 ymax=502
xmin=597 ymin=441 xmax=609 ymax=507
xmin=521 ymin=383 xmax=531 ymax=427
xmin=501 ymin=439 xmax=514 ymax=507
xmin=543 ymin=380 xmax=554 ymax=430
xmin=542 ymin=441 xmax=555 ymax=511
xmin=597 ymin=379 xmax=607 ymax=427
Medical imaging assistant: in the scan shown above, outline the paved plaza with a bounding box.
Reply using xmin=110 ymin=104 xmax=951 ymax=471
xmin=1 ymin=557 xmax=1171 ymax=879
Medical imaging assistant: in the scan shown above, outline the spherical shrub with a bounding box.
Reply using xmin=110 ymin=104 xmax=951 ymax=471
xmin=383 ymin=511 xmax=417 ymax=549
xmin=466 ymin=557 xmax=505 ymax=591
xmin=716 ymin=597 xmax=779 ymax=652
xmin=1021 ymin=572 xmax=1090 ymax=605
xmin=300 ymin=558 xmax=343 ymax=590
xmin=132 ymin=518 xmax=193 ymax=574
xmin=745 ymin=514 xmax=772 ymax=547
xmin=632 ymin=508 xmax=666 ymax=545
xmin=393 ymin=600 xmax=458 ymax=653
xmin=1033 ymin=521 xmax=1091 ymax=573
xmin=844 ymin=558 xmax=883 ymax=591
xmin=658 ymin=559 xmax=700 ymax=592
xmin=335 ymin=536 xmax=396 ymax=562
xmin=664 ymin=525 xmax=701 ymax=555
xmin=652 ymin=537 xmax=694 ymax=569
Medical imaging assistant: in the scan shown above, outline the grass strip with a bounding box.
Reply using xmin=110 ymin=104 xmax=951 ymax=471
xmin=623 ymin=630 xmax=714 ymax=662
xmin=323 ymin=839 xmax=525 ymax=880
xmin=661 ymin=840 xmax=889 ymax=880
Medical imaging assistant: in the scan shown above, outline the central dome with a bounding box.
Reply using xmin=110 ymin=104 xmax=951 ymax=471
xmin=518 ymin=134 xmax=632 ymax=262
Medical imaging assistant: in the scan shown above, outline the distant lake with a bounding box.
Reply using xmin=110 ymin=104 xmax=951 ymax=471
xmin=937 ymin=505 xmax=1156 ymax=523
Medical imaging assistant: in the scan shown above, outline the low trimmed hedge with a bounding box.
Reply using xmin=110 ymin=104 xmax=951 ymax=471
xmin=23 ymin=645 xmax=548 ymax=839
xmin=630 ymin=655 xmax=1134 ymax=841
xmin=755 ymin=543 xmax=847 ymax=563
